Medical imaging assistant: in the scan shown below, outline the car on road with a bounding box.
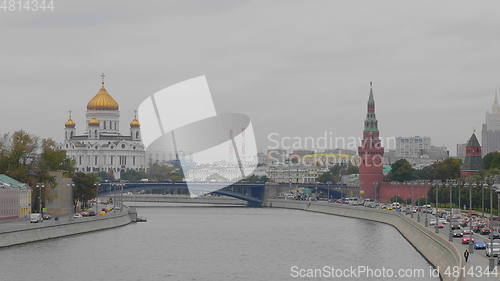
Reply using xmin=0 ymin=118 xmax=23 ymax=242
xmin=481 ymin=228 xmax=491 ymax=235
xmin=462 ymin=236 xmax=475 ymax=244
xmin=486 ymin=243 xmax=500 ymax=257
xmin=429 ymin=219 xmax=437 ymax=226
xmin=438 ymin=218 xmax=447 ymax=225
xmin=462 ymin=228 xmax=472 ymax=235
xmin=29 ymin=213 xmax=43 ymax=223
xmin=474 ymin=241 xmax=487 ymax=250
xmin=450 ymin=222 xmax=461 ymax=230
xmin=88 ymin=210 xmax=96 ymax=216
xmin=42 ymin=214 xmax=51 ymax=220
xmin=452 ymin=230 xmax=463 ymax=237
xmin=73 ymin=213 xmax=83 ymax=218
xmin=80 ymin=211 xmax=89 ymax=217
xmin=491 ymin=232 xmax=500 ymax=239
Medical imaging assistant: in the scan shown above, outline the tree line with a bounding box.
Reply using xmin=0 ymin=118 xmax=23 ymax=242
xmin=0 ymin=131 xmax=97 ymax=212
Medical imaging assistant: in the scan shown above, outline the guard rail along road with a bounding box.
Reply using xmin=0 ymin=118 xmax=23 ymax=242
xmin=265 ymin=199 xmax=465 ymax=281
xmin=0 ymin=207 xmax=135 ymax=248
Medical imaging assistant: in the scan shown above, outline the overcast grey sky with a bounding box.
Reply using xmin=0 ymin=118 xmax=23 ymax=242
xmin=1 ymin=0 xmax=499 ymax=155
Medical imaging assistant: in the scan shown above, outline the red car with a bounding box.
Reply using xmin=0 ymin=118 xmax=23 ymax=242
xmin=481 ymin=228 xmax=491 ymax=235
xmin=437 ymin=224 xmax=445 ymax=229
xmin=462 ymin=237 xmax=475 ymax=244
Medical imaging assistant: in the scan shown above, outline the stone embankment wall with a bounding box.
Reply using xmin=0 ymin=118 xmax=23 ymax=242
xmin=0 ymin=209 xmax=133 ymax=248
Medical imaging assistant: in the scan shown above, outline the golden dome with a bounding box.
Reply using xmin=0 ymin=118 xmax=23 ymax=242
xmin=130 ymin=118 xmax=140 ymax=128
xmin=65 ymin=118 xmax=75 ymax=128
xmin=88 ymin=117 xmax=100 ymax=126
xmin=87 ymin=87 xmax=119 ymax=111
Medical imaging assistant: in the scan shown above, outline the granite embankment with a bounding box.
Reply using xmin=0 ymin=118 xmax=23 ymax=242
xmin=0 ymin=208 xmax=135 ymax=248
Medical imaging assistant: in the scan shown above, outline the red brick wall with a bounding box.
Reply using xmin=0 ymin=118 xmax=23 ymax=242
xmin=378 ymin=182 xmax=431 ymax=203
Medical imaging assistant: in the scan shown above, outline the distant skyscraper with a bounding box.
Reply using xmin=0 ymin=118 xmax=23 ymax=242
xmin=358 ymin=82 xmax=384 ymax=199
xmin=456 ymin=143 xmax=466 ymax=161
xmin=482 ymin=92 xmax=500 ymax=156
xmin=395 ymin=136 xmax=430 ymax=158
xmin=461 ymin=133 xmax=482 ymax=177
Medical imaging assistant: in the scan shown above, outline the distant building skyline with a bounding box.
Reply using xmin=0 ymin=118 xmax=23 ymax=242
xmin=482 ymin=93 xmax=500 ymax=156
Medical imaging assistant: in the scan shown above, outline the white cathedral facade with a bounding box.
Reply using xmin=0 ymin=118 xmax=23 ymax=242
xmin=63 ymin=78 xmax=146 ymax=179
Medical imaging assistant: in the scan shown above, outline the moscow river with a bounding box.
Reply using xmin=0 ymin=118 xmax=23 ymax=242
xmin=0 ymin=207 xmax=438 ymax=281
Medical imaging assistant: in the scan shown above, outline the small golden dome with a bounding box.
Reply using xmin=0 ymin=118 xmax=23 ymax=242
xmin=65 ymin=119 xmax=75 ymax=128
xmin=88 ymin=117 xmax=100 ymax=126
xmin=87 ymin=87 xmax=119 ymax=111
xmin=130 ymin=118 xmax=140 ymax=128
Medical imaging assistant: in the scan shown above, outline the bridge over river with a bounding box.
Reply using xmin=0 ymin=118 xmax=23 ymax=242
xmin=98 ymin=182 xmax=359 ymax=207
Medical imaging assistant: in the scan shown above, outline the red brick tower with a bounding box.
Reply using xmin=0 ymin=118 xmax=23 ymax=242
xmin=460 ymin=132 xmax=482 ymax=177
xmin=358 ymin=82 xmax=384 ymax=199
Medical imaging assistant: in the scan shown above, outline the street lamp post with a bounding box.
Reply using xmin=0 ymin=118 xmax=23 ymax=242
xmin=497 ymin=190 xmax=500 ymax=218
xmin=120 ymin=183 xmax=124 ymax=210
xmin=489 ymin=213 xmax=495 ymax=271
xmin=95 ymin=183 xmax=100 ymax=214
xmin=410 ymin=183 xmax=414 ymax=219
xmin=424 ymin=184 xmax=429 ymax=227
xmin=482 ymin=182 xmax=485 ymax=218
xmin=417 ymin=195 xmax=421 ymax=223
xmin=458 ymin=180 xmax=461 ymax=212
xmin=434 ymin=182 xmax=439 ymax=233
xmin=36 ymin=183 xmax=44 ymax=216
xmin=489 ymin=179 xmax=493 ymax=218
xmin=448 ymin=180 xmax=453 ymax=242
xmin=469 ymin=182 xmax=475 ymax=253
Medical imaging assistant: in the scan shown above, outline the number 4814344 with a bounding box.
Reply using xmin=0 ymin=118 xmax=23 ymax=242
xmin=0 ymin=0 xmax=55 ymax=12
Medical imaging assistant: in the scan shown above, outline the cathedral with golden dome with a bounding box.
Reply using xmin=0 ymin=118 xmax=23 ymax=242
xmin=63 ymin=75 xmax=146 ymax=179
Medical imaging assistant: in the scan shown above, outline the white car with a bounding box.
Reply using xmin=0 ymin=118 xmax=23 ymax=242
xmin=438 ymin=218 xmax=447 ymax=225
xmin=486 ymin=243 xmax=500 ymax=257
xmin=29 ymin=213 xmax=43 ymax=223
xmin=73 ymin=213 xmax=83 ymax=218
xmin=429 ymin=219 xmax=437 ymax=226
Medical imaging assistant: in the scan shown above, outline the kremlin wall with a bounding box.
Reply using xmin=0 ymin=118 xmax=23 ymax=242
xmin=357 ymin=84 xmax=484 ymax=202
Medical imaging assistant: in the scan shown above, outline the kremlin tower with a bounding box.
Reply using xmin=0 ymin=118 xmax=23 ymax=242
xmin=460 ymin=132 xmax=482 ymax=177
xmin=358 ymin=82 xmax=384 ymax=200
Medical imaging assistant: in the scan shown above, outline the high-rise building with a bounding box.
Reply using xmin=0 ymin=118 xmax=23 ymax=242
xmin=358 ymin=82 xmax=384 ymax=199
xmin=460 ymin=133 xmax=482 ymax=177
xmin=482 ymin=93 xmax=500 ymax=156
xmin=395 ymin=136 xmax=431 ymax=158
xmin=456 ymin=143 xmax=467 ymax=161
xmin=394 ymin=136 xmax=447 ymax=162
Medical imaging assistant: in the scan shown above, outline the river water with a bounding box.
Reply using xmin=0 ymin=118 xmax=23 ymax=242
xmin=0 ymin=207 xmax=438 ymax=281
